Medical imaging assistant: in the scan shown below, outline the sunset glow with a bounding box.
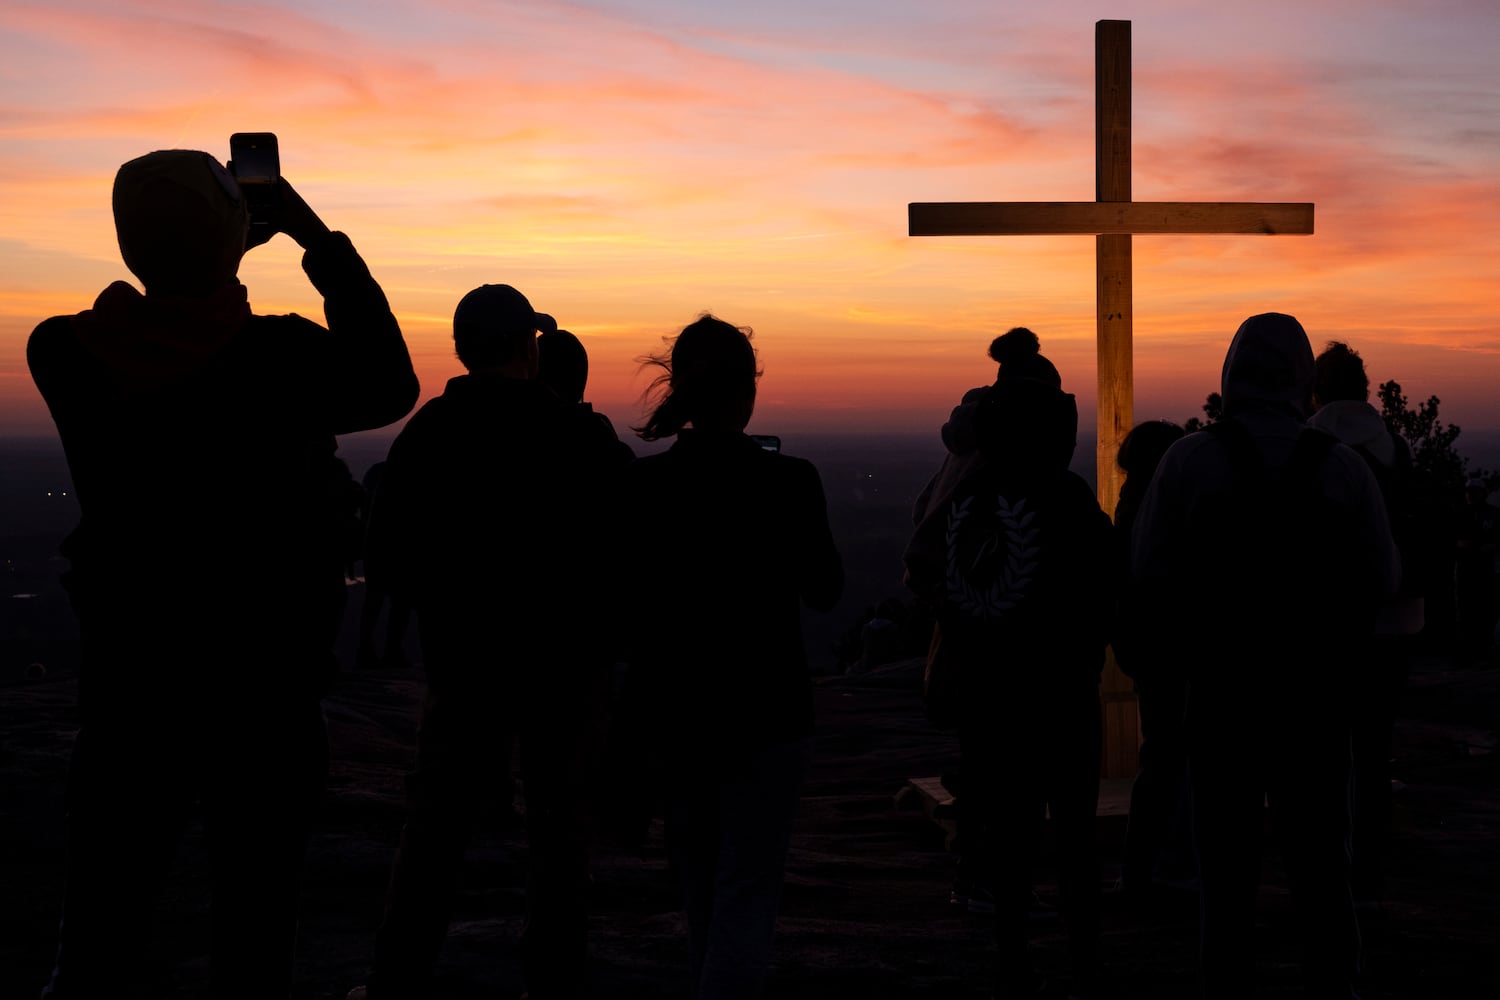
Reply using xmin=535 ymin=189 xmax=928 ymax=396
xmin=4 ymin=0 xmax=1499 ymax=443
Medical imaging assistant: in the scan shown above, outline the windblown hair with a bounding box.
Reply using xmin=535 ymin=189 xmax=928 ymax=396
xmin=635 ymin=314 xmax=761 ymax=442
xmin=1312 ymin=340 xmax=1370 ymax=404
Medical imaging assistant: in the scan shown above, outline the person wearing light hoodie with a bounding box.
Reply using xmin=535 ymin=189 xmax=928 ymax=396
xmin=1130 ymin=313 xmax=1399 ymax=1000
xmin=1308 ymin=341 xmax=1424 ymax=902
xmin=28 ymin=148 xmax=419 ymax=999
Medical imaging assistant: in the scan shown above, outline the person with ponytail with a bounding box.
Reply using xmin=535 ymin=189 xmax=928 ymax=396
xmin=614 ymin=313 xmax=843 ymax=1000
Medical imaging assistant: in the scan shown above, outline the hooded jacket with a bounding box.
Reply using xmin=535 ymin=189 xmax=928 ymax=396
xmin=1307 ymin=400 xmax=1397 ymax=467
xmin=28 ymin=231 xmax=418 ymax=700
xmin=1129 ymin=313 xmax=1400 ymax=681
xmin=1308 ymin=399 xmax=1426 ymax=635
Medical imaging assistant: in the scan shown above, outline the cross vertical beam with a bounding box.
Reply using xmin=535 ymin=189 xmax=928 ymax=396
xmin=1096 ymin=19 xmax=1132 ymax=514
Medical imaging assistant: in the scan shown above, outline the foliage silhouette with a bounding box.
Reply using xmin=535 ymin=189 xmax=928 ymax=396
xmin=1182 ymin=392 xmax=1222 ymax=433
xmin=1377 ymin=380 xmax=1493 ymax=493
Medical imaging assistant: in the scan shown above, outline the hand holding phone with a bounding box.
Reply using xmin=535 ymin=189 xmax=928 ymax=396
xmin=270 ymin=178 xmax=331 ymax=249
xmin=227 ymin=132 xmax=329 ymax=250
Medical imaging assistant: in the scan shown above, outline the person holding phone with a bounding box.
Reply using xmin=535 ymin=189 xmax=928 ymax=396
xmin=27 ymin=145 xmax=418 ymax=999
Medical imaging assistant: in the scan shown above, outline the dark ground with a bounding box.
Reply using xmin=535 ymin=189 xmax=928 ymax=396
xmin=1 ymin=581 xmax=1497 ymax=999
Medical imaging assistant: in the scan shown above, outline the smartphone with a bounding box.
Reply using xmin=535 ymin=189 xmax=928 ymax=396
xmin=229 ymin=132 xmax=279 ymax=185
xmin=751 ymin=434 xmax=781 ymax=453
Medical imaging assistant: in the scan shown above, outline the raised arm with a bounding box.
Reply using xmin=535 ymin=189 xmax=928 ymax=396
xmin=255 ymin=177 xmax=420 ymax=434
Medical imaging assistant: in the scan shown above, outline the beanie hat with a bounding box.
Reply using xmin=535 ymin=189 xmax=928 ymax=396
xmin=988 ymin=327 xmax=1062 ymax=388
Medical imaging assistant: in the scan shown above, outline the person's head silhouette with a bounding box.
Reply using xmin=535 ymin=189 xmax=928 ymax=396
xmin=538 ymin=328 xmax=589 ymax=404
xmin=1312 ymin=341 xmax=1371 ymax=408
xmin=1220 ymin=312 xmax=1316 ymax=420
xmin=974 ymin=327 xmax=1077 ymax=472
xmin=637 ymin=314 xmax=760 ymax=440
xmin=112 ymin=150 xmax=249 ymax=296
xmin=452 ymin=284 xmax=539 ymax=375
xmin=1117 ymin=419 xmax=1186 ymax=483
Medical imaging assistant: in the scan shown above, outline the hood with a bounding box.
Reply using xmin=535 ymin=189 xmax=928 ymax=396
xmin=1307 ymin=399 xmax=1397 ymax=466
xmin=940 ymin=385 xmax=989 ymax=456
xmin=1220 ymin=312 xmax=1315 ymax=420
xmin=69 ymin=280 xmax=251 ymax=392
xmin=113 ymin=149 xmax=248 ymax=295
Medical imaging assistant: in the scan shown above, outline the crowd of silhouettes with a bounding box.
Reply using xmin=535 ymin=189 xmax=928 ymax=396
xmin=903 ymin=316 xmax=1423 ymax=1000
xmin=23 ymin=147 xmax=1453 ymax=1000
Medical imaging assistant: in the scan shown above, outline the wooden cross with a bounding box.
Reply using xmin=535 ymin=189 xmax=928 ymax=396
xmin=910 ymin=19 xmax=1314 ymax=518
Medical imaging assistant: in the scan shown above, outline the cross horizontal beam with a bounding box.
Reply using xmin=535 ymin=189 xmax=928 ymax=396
xmin=909 ymin=201 xmax=1314 ymax=237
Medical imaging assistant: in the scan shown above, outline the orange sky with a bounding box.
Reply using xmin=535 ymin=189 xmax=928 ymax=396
xmin=4 ymin=1 xmax=1499 ymax=462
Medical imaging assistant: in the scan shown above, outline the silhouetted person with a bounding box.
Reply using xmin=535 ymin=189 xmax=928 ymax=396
xmin=354 ymin=460 xmax=413 ymax=671
xmin=905 ymin=330 xmax=1113 ymax=1000
xmin=352 ymin=284 xmax=628 ymax=1000
xmin=1309 ymin=340 xmax=1428 ymax=901
xmin=1131 ymin=313 xmax=1399 ymax=1000
xmin=1454 ymin=477 xmax=1500 ymax=662
xmin=536 ymin=320 xmax=636 ymax=465
xmin=1111 ymin=419 xmax=1195 ymax=904
xmin=27 ymin=148 xmax=419 ymax=999
xmin=904 ymin=327 xmax=1052 ymax=915
xmin=615 ymin=314 xmax=842 ymax=1000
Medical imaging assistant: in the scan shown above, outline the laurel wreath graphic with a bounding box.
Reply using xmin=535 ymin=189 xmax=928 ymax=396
xmin=945 ymin=494 xmax=1041 ymax=617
